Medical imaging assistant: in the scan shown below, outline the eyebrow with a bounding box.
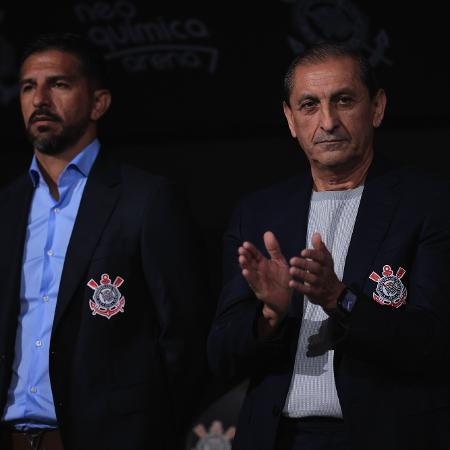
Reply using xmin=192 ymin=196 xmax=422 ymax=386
xmin=19 ymin=75 xmax=77 ymax=86
xmin=330 ymin=87 xmax=358 ymax=99
xmin=294 ymin=87 xmax=358 ymax=106
xmin=295 ymin=94 xmax=318 ymax=107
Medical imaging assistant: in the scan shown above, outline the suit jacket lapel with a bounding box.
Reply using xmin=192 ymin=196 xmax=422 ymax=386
xmin=343 ymin=155 xmax=402 ymax=290
xmin=52 ymin=154 xmax=121 ymax=330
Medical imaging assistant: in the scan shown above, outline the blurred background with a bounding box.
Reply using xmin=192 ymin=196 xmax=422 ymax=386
xmin=1 ymin=0 xmax=449 ymax=448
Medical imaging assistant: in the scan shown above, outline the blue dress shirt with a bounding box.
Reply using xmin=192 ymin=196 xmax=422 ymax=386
xmin=2 ymin=140 xmax=100 ymax=429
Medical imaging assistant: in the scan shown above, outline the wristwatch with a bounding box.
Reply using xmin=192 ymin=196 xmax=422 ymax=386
xmin=336 ymin=287 xmax=358 ymax=315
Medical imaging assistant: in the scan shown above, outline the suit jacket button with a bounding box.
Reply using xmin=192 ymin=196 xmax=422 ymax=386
xmin=272 ymin=405 xmax=281 ymax=416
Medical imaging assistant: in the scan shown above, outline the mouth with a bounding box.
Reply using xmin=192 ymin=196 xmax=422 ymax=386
xmin=30 ymin=116 xmax=57 ymax=124
xmin=29 ymin=108 xmax=62 ymax=125
xmin=315 ymin=139 xmax=346 ymax=144
xmin=313 ymin=139 xmax=349 ymax=152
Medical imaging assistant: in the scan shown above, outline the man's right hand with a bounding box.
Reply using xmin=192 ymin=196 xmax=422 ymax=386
xmin=238 ymin=231 xmax=292 ymax=336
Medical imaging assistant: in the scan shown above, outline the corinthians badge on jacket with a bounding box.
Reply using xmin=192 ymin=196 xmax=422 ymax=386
xmin=369 ymin=265 xmax=407 ymax=308
xmin=87 ymin=273 xmax=126 ymax=319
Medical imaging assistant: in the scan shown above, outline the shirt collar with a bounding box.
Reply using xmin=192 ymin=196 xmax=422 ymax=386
xmin=29 ymin=139 xmax=101 ymax=187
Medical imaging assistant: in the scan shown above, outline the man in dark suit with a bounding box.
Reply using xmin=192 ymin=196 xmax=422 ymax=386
xmin=208 ymin=42 xmax=450 ymax=450
xmin=0 ymin=33 xmax=207 ymax=450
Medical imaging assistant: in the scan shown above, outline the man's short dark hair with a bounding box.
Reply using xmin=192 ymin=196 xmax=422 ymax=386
xmin=20 ymin=32 xmax=108 ymax=89
xmin=283 ymin=41 xmax=380 ymax=105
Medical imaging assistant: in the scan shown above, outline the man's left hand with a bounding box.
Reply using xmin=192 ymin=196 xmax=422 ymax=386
xmin=289 ymin=232 xmax=345 ymax=309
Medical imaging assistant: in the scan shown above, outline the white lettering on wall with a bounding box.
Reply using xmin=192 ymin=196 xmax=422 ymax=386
xmin=74 ymin=1 xmax=219 ymax=73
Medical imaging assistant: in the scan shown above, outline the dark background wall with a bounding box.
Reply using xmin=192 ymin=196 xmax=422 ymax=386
xmin=1 ymin=0 xmax=449 ymax=447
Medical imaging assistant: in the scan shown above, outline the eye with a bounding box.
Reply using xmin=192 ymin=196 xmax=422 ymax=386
xmin=54 ymin=81 xmax=70 ymax=89
xmin=299 ymin=100 xmax=318 ymax=112
xmin=21 ymin=83 xmax=33 ymax=93
xmin=337 ymin=95 xmax=354 ymax=106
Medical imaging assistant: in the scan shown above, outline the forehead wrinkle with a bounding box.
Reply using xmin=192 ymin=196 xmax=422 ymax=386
xmin=293 ymin=57 xmax=362 ymax=92
xmin=20 ymin=50 xmax=83 ymax=78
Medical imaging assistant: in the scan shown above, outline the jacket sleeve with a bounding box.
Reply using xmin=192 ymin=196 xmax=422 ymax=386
xmin=207 ymin=201 xmax=295 ymax=381
xmin=139 ymin=179 xmax=211 ymax=434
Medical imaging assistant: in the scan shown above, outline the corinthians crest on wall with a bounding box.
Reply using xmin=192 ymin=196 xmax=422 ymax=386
xmin=286 ymin=0 xmax=392 ymax=67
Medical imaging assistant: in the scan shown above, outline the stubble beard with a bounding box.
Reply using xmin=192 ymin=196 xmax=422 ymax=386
xmin=27 ymin=118 xmax=91 ymax=156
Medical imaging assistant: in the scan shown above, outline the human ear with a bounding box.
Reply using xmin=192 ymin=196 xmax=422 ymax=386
xmin=91 ymin=89 xmax=112 ymax=121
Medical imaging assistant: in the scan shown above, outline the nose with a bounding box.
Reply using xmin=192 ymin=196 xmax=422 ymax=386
xmin=32 ymin=84 xmax=51 ymax=108
xmin=319 ymin=104 xmax=340 ymax=133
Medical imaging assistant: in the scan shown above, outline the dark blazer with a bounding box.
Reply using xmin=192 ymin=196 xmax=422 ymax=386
xmin=208 ymin=156 xmax=450 ymax=450
xmin=0 ymin=153 xmax=208 ymax=450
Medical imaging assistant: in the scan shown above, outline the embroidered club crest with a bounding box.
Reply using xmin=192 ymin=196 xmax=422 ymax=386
xmin=192 ymin=420 xmax=235 ymax=450
xmin=369 ymin=265 xmax=407 ymax=308
xmin=87 ymin=274 xmax=125 ymax=319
